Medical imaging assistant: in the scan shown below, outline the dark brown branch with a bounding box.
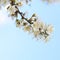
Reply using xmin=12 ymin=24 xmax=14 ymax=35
xmin=18 ymin=11 xmax=33 ymax=24
xmin=10 ymin=1 xmax=33 ymax=24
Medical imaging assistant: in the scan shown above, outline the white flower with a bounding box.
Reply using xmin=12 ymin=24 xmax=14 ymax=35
xmin=33 ymin=21 xmax=45 ymax=31
xmin=33 ymin=30 xmax=40 ymax=37
xmin=16 ymin=2 xmax=23 ymax=6
xmin=20 ymin=0 xmax=31 ymax=4
xmin=42 ymin=0 xmax=60 ymax=3
xmin=39 ymin=21 xmax=45 ymax=27
xmin=33 ymin=21 xmax=39 ymax=30
xmin=7 ymin=5 xmax=18 ymax=16
xmin=23 ymin=25 xmax=31 ymax=32
xmin=16 ymin=19 xmax=21 ymax=27
xmin=0 ymin=0 xmax=9 ymax=6
xmin=46 ymin=25 xmax=53 ymax=34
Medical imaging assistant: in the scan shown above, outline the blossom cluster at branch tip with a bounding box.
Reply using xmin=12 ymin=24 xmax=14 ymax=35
xmin=0 ymin=0 xmax=32 ymax=9
xmin=0 ymin=0 xmax=53 ymax=41
xmin=15 ymin=14 xmax=53 ymax=41
xmin=42 ymin=0 xmax=60 ymax=3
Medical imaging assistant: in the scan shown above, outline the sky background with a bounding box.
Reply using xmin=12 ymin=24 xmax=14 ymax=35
xmin=0 ymin=0 xmax=60 ymax=60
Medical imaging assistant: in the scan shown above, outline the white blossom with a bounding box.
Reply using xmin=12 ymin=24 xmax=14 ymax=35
xmin=7 ymin=5 xmax=18 ymax=16
xmin=42 ymin=0 xmax=60 ymax=3
xmin=0 ymin=0 xmax=53 ymax=41
xmin=46 ymin=25 xmax=53 ymax=34
xmin=0 ymin=0 xmax=9 ymax=6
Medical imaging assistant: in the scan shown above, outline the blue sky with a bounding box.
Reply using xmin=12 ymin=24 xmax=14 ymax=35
xmin=0 ymin=0 xmax=60 ymax=60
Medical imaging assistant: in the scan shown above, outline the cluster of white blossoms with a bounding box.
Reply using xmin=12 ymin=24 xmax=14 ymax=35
xmin=42 ymin=0 xmax=60 ymax=3
xmin=0 ymin=0 xmax=31 ymax=7
xmin=19 ymin=0 xmax=32 ymax=4
xmin=0 ymin=0 xmax=53 ymax=41
xmin=15 ymin=13 xmax=53 ymax=41
xmin=6 ymin=4 xmax=18 ymax=16
xmin=0 ymin=0 xmax=9 ymax=6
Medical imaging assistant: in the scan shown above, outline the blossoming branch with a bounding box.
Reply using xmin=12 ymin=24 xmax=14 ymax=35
xmin=0 ymin=0 xmax=53 ymax=41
